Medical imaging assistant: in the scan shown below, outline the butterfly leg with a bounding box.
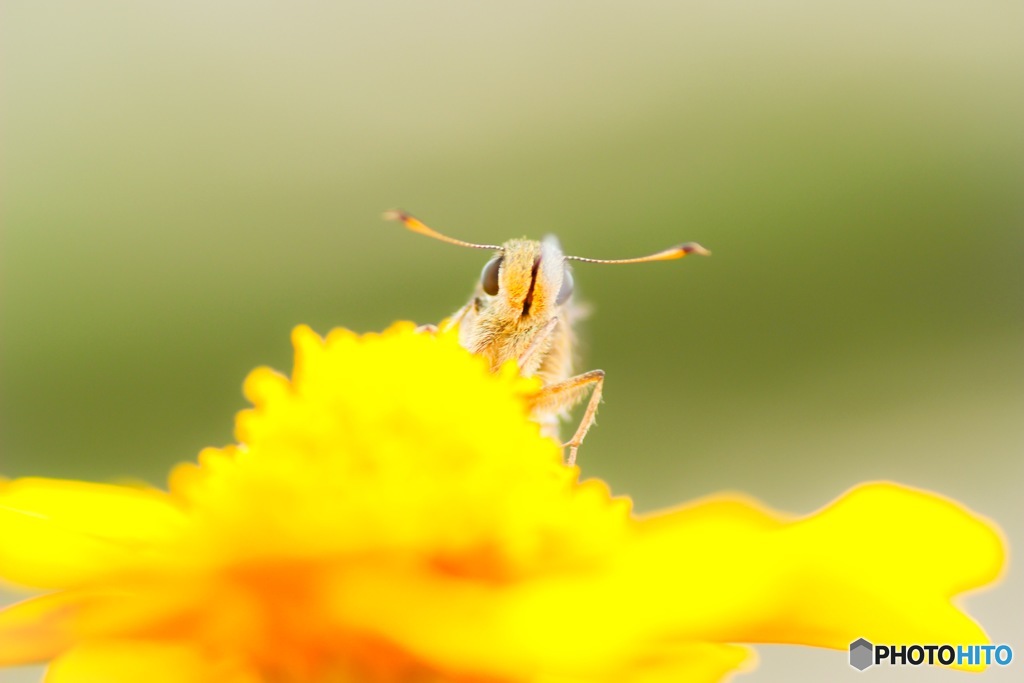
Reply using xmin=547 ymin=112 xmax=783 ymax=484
xmin=527 ymin=369 xmax=604 ymax=466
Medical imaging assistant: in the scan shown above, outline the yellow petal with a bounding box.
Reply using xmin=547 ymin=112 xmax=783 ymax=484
xmin=0 ymin=587 xmax=210 ymax=667
xmin=0 ymin=479 xmax=186 ymax=588
xmin=449 ymin=483 xmax=1003 ymax=675
xmin=616 ymin=482 xmax=1004 ymax=669
xmin=330 ymin=564 xmax=759 ymax=682
xmin=0 ymin=592 xmax=83 ymax=665
xmin=596 ymin=642 xmax=756 ymax=683
xmin=45 ymin=641 xmax=259 ymax=683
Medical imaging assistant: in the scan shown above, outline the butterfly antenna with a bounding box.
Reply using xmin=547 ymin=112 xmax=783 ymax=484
xmin=565 ymin=242 xmax=710 ymax=264
xmin=384 ymin=210 xmax=502 ymax=251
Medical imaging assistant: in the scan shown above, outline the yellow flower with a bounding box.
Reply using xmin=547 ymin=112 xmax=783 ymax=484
xmin=0 ymin=323 xmax=1006 ymax=683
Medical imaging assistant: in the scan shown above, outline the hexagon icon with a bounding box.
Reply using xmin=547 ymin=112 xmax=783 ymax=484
xmin=850 ymin=638 xmax=874 ymax=671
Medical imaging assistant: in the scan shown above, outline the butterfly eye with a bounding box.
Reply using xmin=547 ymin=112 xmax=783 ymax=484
xmin=480 ymin=256 xmax=502 ymax=296
xmin=555 ymin=266 xmax=574 ymax=305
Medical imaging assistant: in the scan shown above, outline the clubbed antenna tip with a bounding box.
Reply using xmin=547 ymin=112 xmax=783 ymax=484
xmin=679 ymin=242 xmax=711 ymax=257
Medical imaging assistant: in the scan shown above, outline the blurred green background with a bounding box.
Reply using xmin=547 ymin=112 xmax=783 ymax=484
xmin=2 ymin=2 xmax=1022 ymax=681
